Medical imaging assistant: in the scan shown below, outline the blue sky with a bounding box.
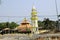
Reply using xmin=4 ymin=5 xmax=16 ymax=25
xmin=0 ymin=0 xmax=60 ymax=22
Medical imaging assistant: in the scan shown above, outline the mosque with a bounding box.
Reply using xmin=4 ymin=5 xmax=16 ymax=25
xmin=16 ymin=5 xmax=49 ymax=34
xmin=0 ymin=5 xmax=49 ymax=35
xmin=16 ymin=5 xmax=39 ymax=34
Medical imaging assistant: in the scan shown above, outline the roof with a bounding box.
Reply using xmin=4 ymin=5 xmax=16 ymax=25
xmin=3 ymin=28 xmax=10 ymax=30
xmin=21 ymin=18 xmax=29 ymax=24
xmin=17 ymin=18 xmax=32 ymax=30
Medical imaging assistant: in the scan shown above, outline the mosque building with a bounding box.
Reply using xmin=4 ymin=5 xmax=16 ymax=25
xmin=16 ymin=5 xmax=39 ymax=34
xmin=17 ymin=18 xmax=32 ymax=33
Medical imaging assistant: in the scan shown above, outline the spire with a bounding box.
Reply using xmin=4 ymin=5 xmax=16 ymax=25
xmin=24 ymin=18 xmax=26 ymax=21
xmin=32 ymin=5 xmax=36 ymax=11
xmin=21 ymin=18 xmax=29 ymax=24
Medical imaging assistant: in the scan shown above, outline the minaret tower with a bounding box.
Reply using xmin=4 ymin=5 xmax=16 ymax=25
xmin=31 ymin=5 xmax=39 ymax=34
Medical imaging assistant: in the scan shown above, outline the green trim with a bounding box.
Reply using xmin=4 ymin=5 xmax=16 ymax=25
xmin=32 ymin=12 xmax=37 ymax=15
xmin=30 ymin=27 xmax=37 ymax=28
xmin=31 ymin=17 xmax=38 ymax=20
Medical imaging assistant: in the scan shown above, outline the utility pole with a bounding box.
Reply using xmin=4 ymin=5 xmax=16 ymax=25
xmin=55 ymin=0 xmax=60 ymax=31
xmin=0 ymin=0 xmax=1 ymax=5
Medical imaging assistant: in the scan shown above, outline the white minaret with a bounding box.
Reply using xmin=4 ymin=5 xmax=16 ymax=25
xmin=31 ymin=5 xmax=39 ymax=34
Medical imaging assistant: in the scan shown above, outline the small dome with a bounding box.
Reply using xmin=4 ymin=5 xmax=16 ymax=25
xmin=17 ymin=18 xmax=32 ymax=31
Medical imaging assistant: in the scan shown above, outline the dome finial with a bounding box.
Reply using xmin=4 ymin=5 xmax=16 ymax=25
xmin=32 ymin=5 xmax=36 ymax=10
xmin=24 ymin=18 xmax=26 ymax=21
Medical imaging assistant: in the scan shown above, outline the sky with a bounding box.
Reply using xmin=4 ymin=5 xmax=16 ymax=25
xmin=0 ymin=0 xmax=60 ymax=22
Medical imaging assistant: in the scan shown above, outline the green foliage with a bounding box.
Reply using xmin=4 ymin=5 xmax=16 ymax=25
xmin=0 ymin=23 xmax=6 ymax=29
xmin=0 ymin=18 xmax=58 ymax=31
xmin=38 ymin=18 xmax=57 ymax=30
xmin=10 ymin=22 xmax=19 ymax=29
xmin=38 ymin=21 xmax=44 ymax=27
xmin=0 ymin=22 xmax=19 ymax=29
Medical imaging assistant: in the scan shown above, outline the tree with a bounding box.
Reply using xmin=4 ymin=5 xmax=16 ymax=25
xmin=38 ymin=21 xmax=43 ymax=27
xmin=0 ymin=22 xmax=19 ymax=29
xmin=5 ymin=22 xmax=10 ymax=28
xmin=0 ymin=23 xmax=7 ymax=29
xmin=10 ymin=22 xmax=19 ymax=29
xmin=42 ymin=18 xmax=56 ymax=30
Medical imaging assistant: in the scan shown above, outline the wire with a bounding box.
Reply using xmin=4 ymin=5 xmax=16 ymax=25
xmin=0 ymin=15 xmax=57 ymax=17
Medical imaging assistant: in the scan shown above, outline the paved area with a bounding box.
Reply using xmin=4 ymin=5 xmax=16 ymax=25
xmin=0 ymin=33 xmax=60 ymax=40
xmin=0 ymin=34 xmax=32 ymax=40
